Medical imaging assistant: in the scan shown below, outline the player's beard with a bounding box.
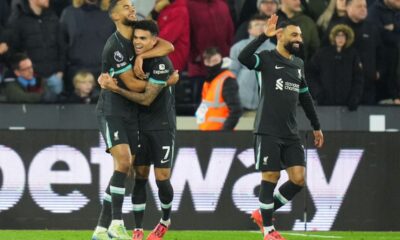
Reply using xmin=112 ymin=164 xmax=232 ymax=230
xmin=122 ymin=18 xmax=136 ymax=27
xmin=284 ymin=41 xmax=303 ymax=55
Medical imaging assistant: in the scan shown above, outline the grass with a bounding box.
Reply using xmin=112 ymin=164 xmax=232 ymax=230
xmin=0 ymin=230 xmax=400 ymax=240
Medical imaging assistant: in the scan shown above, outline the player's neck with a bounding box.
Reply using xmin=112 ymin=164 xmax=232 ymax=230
xmin=116 ymin=23 xmax=133 ymax=41
xmin=276 ymin=44 xmax=292 ymax=60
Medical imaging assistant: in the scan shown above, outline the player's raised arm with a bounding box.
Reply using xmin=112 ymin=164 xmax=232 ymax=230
xmin=238 ymin=14 xmax=281 ymax=70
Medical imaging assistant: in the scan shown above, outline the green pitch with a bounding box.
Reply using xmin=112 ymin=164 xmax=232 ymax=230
xmin=1 ymin=230 xmax=400 ymax=240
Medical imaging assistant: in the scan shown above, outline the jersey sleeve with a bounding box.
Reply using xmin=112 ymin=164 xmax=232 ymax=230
xmin=148 ymin=59 xmax=173 ymax=86
xmin=101 ymin=43 xmax=132 ymax=76
xmin=299 ymin=66 xmax=309 ymax=94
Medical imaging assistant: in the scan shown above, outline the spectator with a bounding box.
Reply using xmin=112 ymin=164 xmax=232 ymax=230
xmin=4 ymin=53 xmax=52 ymax=103
xmin=317 ymin=0 xmax=347 ymax=34
xmin=237 ymin=0 xmax=258 ymax=28
xmin=58 ymin=70 xmax=98 ymax=103
xmin=196 ymin=47 xmax=242 ymax=130
xmin=277 ymin=0 xmax=320 ymax=61
xmin=303 ymin=0 xmax=330 ymax=21
xmin=7 ymin=0 xmax=66 ymax=95
xmin=234 ymin=0 xmax=279 ymax=43
xmin=326 ymin=0 xmax=383 ymax=104
xmin=308 ymin=24 xmax=364 ymax=111
xmin=230 ymin=14 xmax=275 ymax=112
xmin=368 ymin=0 xmax=400 ymax=104
xmin=60 ymin=0 xmax=114 ymax=93
xmin=187 ymin=0 xmax=234 ymax=78
xmin=149 ymin=0 xmax=190 ymax=71
xmin=0 ymin=0 xmax=11 ymax=85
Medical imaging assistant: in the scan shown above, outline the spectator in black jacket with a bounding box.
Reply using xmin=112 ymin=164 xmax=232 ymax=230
xmin=325 ymin=0 xmax=384 ymax=104
xmin=60 ymin=0 xmax=114 ymax=93
xmin=7 ymin=0 xmax=66 ymax=95
xmin=368 ymin=0 xmax=400 ymax=104
xmin=308 ymin=24 xmax=364 ymax=111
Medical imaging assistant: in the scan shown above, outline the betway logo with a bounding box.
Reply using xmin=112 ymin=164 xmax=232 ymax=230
xmin=275 ymin=78 xmax=283 ymax=90
xmin=0 ymin=135 xmax=363 ymax=231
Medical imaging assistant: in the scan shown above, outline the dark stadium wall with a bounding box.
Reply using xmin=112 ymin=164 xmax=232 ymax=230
xmin=0 ymin=131 xmax=399 ymax=230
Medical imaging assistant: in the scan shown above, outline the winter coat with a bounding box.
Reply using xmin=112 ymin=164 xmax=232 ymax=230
xmin=187 ymin=0 xmax=234 ymax=77
xmin=156 ymin=0 xmax=190 ymax=71
xmin=7 ymin=0 xmax=66 ymax=78
xmin=308 ymin=46 xmax=364 ymax=108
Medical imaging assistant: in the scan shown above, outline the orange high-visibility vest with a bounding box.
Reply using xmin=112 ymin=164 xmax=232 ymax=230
xmin=197 ymin=70 xmax=236 ymax=131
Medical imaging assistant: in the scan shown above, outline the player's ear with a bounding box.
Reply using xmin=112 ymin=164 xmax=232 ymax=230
xmin=276 ymin=29 xmax=284 ymax=41
xmin=111 ymin=11 xmax=119 ymax=21
xmin=151 ymin=36 xmax=157 ymax=47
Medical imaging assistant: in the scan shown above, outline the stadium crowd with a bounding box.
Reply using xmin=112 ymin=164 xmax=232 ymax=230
xmin=0 ymin=0 xmax=399 ymax=116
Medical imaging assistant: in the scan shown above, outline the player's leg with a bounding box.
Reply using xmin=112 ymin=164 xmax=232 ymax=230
xmin=147 ymin=130 xmax=174 ymax=240
xmin=93 ymin=116 xmax=132 ymax=240
xmin=107 ymin=144 xmax=132 ymax=239
xmin=253 ymin=135 xmax=285 ymax=239
xmin=131 ymin=166 xmax=150 ymax=240
xmin=92 ymin=182 xmax=112 ymax=240
xmin=274 ymin=141 xmax=305 ymax=211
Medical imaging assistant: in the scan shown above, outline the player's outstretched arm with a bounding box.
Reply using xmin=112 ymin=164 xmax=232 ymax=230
xmin=238 ymin=14 xmax=281 ymax=70
xmin=134 ymin=38 xmax=174 ymax=79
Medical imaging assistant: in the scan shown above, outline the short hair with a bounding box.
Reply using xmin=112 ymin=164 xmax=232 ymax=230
xmin=202 ymin=47 xmax=221 ymax=60
xmin=345 ymin=0 xmax=354 ymax=6
xmin=248 ymin=14 xmax=267 ymax=29
xmin=134 ymin=20 xmax=159 ymax=36
xmin=10 ymin=53 xmax=29 ymax=71
xmin=73 ymin=70 xmax=95 ymax=87
xmin=108 ymin=0 xmax=120 ymax=17
xmin=277 ymin=20 xmax=300 ymax=29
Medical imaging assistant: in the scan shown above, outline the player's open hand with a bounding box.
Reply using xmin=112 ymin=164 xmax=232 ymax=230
xmin=313 ymin=130 xmax=324 ymax=148
xmin=264 ymin=14 xmax=282 ymax=38
xmin=166 ymin=70 xmax=179 ymax=86
xmin=134 ymin=56 xmax=146 ymax=79
xmin=98 ymin=73 xmax=119 ymax=92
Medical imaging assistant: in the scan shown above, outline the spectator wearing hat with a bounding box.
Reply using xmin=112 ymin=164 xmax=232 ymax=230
xmin=308 ymin=24 xmax=364 ymax=111
xmin=234 ymin=0 xmax=279 ymax=43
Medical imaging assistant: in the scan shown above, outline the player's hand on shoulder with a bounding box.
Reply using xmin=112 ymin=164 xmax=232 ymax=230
xmin=313 ymin=130 xmax=324 ymax=148
xmin=166 ymin=70 xmax=179 ymax=86
xmin=264 ymin=14 xmax=283 ymax=38
xmin=134 ymin=56 xmax=146 ymax=79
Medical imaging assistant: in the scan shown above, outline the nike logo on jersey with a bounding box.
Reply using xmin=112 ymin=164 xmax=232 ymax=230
xmin=129 ymin=56 xmax=134 ymax=62
xmin=161 ymin=159 xmax=170 ymax=164
xmin=275 ymin=65 xmax=284 ymax=69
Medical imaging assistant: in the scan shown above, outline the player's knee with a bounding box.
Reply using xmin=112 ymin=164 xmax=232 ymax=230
xmin=262 ymin=171 xmax=280 ymax=183
xmin=156 ymin=179 xmax=174 ymax=203
xmin=115 ymin=153 xmax=132 ymax=172
xmin=155 ymin=168 xmax=171 ymax=181
xmin=290 ymin=175 xmax=305 ymax=187
xmin=135 ymin=166 xmax=150 ymax=179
